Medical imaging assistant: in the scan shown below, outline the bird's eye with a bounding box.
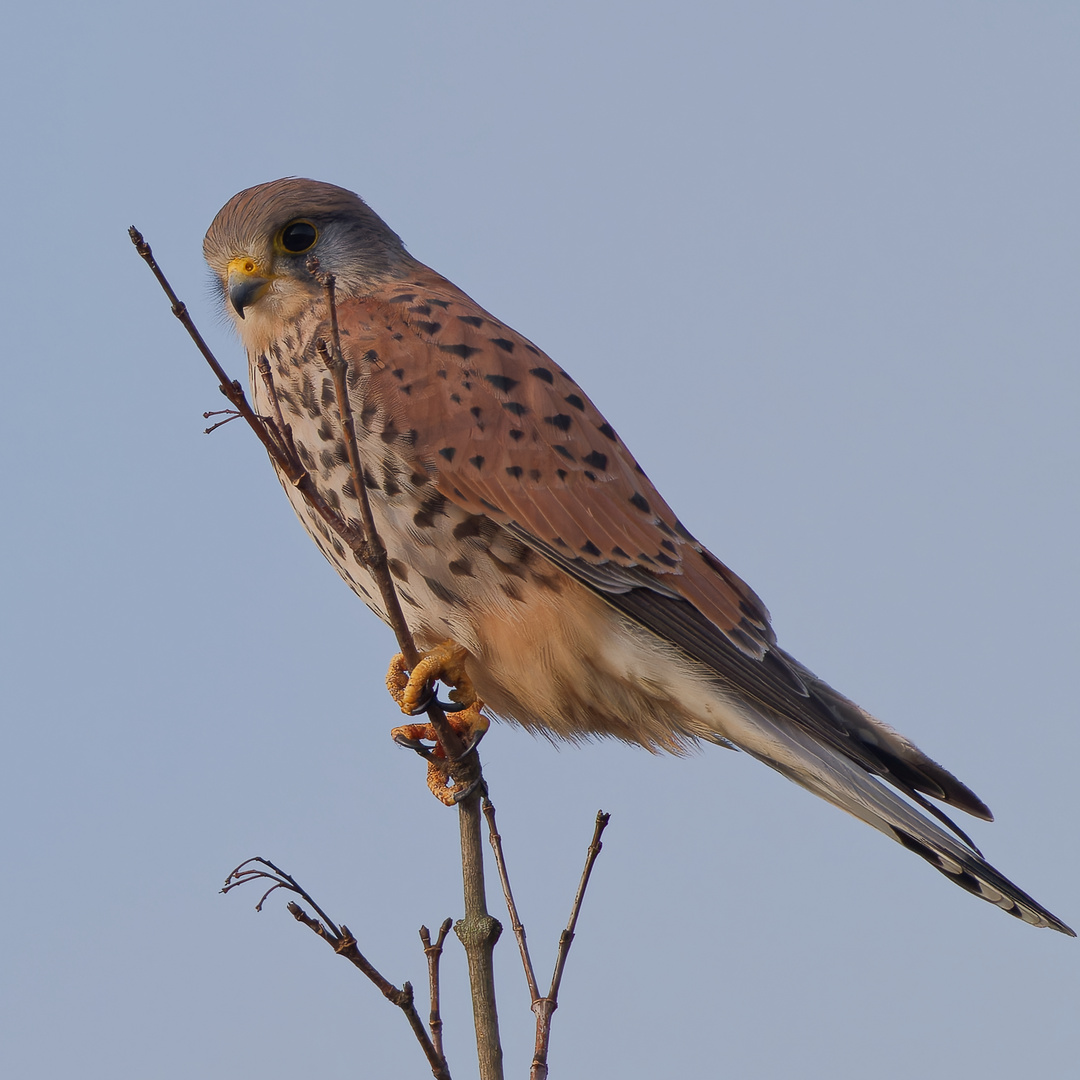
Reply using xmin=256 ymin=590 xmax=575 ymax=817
xmin=280 ymin=220 xmax=318 ymax=253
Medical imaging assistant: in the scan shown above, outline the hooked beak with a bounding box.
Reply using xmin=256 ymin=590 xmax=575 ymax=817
xmin=227 ymin=256 xmax=273 ymax=318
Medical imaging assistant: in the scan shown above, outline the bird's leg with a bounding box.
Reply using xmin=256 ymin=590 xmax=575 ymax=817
xmin=387 ymin=643 xmax=489 ymax=806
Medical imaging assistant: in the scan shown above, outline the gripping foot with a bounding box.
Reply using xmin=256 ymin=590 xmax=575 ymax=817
xmin=387 ymin=642 xmax=489 ymax=806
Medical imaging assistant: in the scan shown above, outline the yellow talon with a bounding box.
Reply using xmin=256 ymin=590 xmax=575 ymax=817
xmin=386 ymin=652 xmax=411 ymax=710
xmin=386 ymin=642 xmax=489 ymax=806
xmin=394 ymin=640 xmax=477 ymax=714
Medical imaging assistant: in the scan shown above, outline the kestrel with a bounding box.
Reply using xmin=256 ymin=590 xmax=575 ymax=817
xmin=204 ymin=178 xmax=1072 ymax=935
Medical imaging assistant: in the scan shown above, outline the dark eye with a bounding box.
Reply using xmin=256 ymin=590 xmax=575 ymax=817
xmin=280 ymin=220 xmax=318 ymax=253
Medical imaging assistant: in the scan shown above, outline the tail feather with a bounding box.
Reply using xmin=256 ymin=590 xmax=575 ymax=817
xmin=732 ymin=705 xmax=1075 ymax=936
xmin=777 ymin=649 xmax=994 ymax=821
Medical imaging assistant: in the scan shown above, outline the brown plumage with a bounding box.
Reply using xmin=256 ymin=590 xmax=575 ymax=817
xmin=204 ymin=177 xmax=1073 ymax=935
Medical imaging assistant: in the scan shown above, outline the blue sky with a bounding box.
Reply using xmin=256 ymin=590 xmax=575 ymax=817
xmin=2 ymin=3 xmax=1078 ymax=1077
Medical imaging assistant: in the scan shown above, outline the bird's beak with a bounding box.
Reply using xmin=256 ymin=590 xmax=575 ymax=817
xmin=227 ymin=256 xmax=274 ymax=318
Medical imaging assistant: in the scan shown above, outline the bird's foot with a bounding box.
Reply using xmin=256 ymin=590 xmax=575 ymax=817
xmin=390 ymin=715 xmax=486 ymax=805
xmin=386 ymin=641 xmax=482 ymax=716
xmin=387 ymin=643 xmax=489 ymax=806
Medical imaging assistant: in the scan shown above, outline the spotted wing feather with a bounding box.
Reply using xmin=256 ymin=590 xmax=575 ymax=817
xmin=338 ymin=270 xmax=774 ymax=653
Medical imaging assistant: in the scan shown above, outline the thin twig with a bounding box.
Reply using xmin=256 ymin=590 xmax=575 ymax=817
xmin=549 ymin=811 xmax=609 ymax=1001
xmin=203 ymin=413 xmax=242 ymax=435
xmin=223 ymin=859 xmax=453 ymax=1080
xmin=129 ymin=229 xmax=290 ymax=463
xmin=224 ymin=857 xmax=345 ymax=938
xmin=483 ymin=799 xmax=541 ymax=1001
xmin=255 ymin=358 xmax=294 ymax=458
xmin=421 ymin=919 xmax=454 ymax=1062
xmin=308 ymin=260 xmax=474 ymax=764
xmin=482 ymin=802 xmax=611 ymax=1080
xmin=130 ymin=228 xmax=379 ymax=563
xmin=534 ymin=812 xmax=611 ymax=1080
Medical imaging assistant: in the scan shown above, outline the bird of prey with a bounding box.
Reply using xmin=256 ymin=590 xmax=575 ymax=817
xmin=204 ymin=178 xmax=1072 ymax=935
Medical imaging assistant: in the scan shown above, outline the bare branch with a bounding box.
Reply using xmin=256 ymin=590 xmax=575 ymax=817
xmin=455 ymin=796 xmax=505 ymax=1080
xmin=533 ymin=812 xmax=611 ymax=1080
xmin=223 ymin=859 xmax=453 ymax=1080
xmin=482 ymin=801 xmax=611 ymax=1080
xmin=255 ymin=358 xmax=294 ymax=458
xmin=421 ymin=918 xmax=454 ymax=1062
xmin=549 ymin=811 xmax=610 ymax=1002
xmin=223 ymin=857 xmax=343 ymax=937
xmin=307 ymin=259 xmax=477 ymax=767
xmin=202 ymin=408 xmax=243 ymax=435
xmin=129 ymin=228 xmax=372 ymax=557
xmin=483 ymin=799 xmax=541 ymax=1002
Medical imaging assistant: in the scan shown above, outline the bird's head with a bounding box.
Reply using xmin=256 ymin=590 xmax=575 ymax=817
xmin=203 ymin=178 xmax=410 ymax=350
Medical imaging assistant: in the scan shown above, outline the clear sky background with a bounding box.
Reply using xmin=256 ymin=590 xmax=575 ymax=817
xmin=2 ymin=3 xmax=1077 ymax=1077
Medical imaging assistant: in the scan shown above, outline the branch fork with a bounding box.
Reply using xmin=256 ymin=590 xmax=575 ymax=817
xmin=483 ymin=802 xmax=611 ymax=1080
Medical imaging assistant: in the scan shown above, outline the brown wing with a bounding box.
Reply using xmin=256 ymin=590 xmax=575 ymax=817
xmin=337 ymin=266 xmax=776 ymax=660
xmin=334 ymin=266 xmax=990 ymax=821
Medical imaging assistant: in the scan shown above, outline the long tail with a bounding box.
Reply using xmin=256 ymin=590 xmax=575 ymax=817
xmin=731 ymin=705 xmax=1074 ymax=935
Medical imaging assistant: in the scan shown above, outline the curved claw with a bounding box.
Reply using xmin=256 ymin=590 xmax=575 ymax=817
xmin=393 ymin=732 xmax=436 ymax=757
xmin=451 ymin=776 xmax=487 ymax=803
xmin=408 ymin=687 xmax=472 ymax=716
xmin=439 ymin=697 xmax=473 ymax=713
xmin=449 ymin=722 xmax=488 ymax=761
xmin=405 ymin=682 xmax=438 ymax=716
